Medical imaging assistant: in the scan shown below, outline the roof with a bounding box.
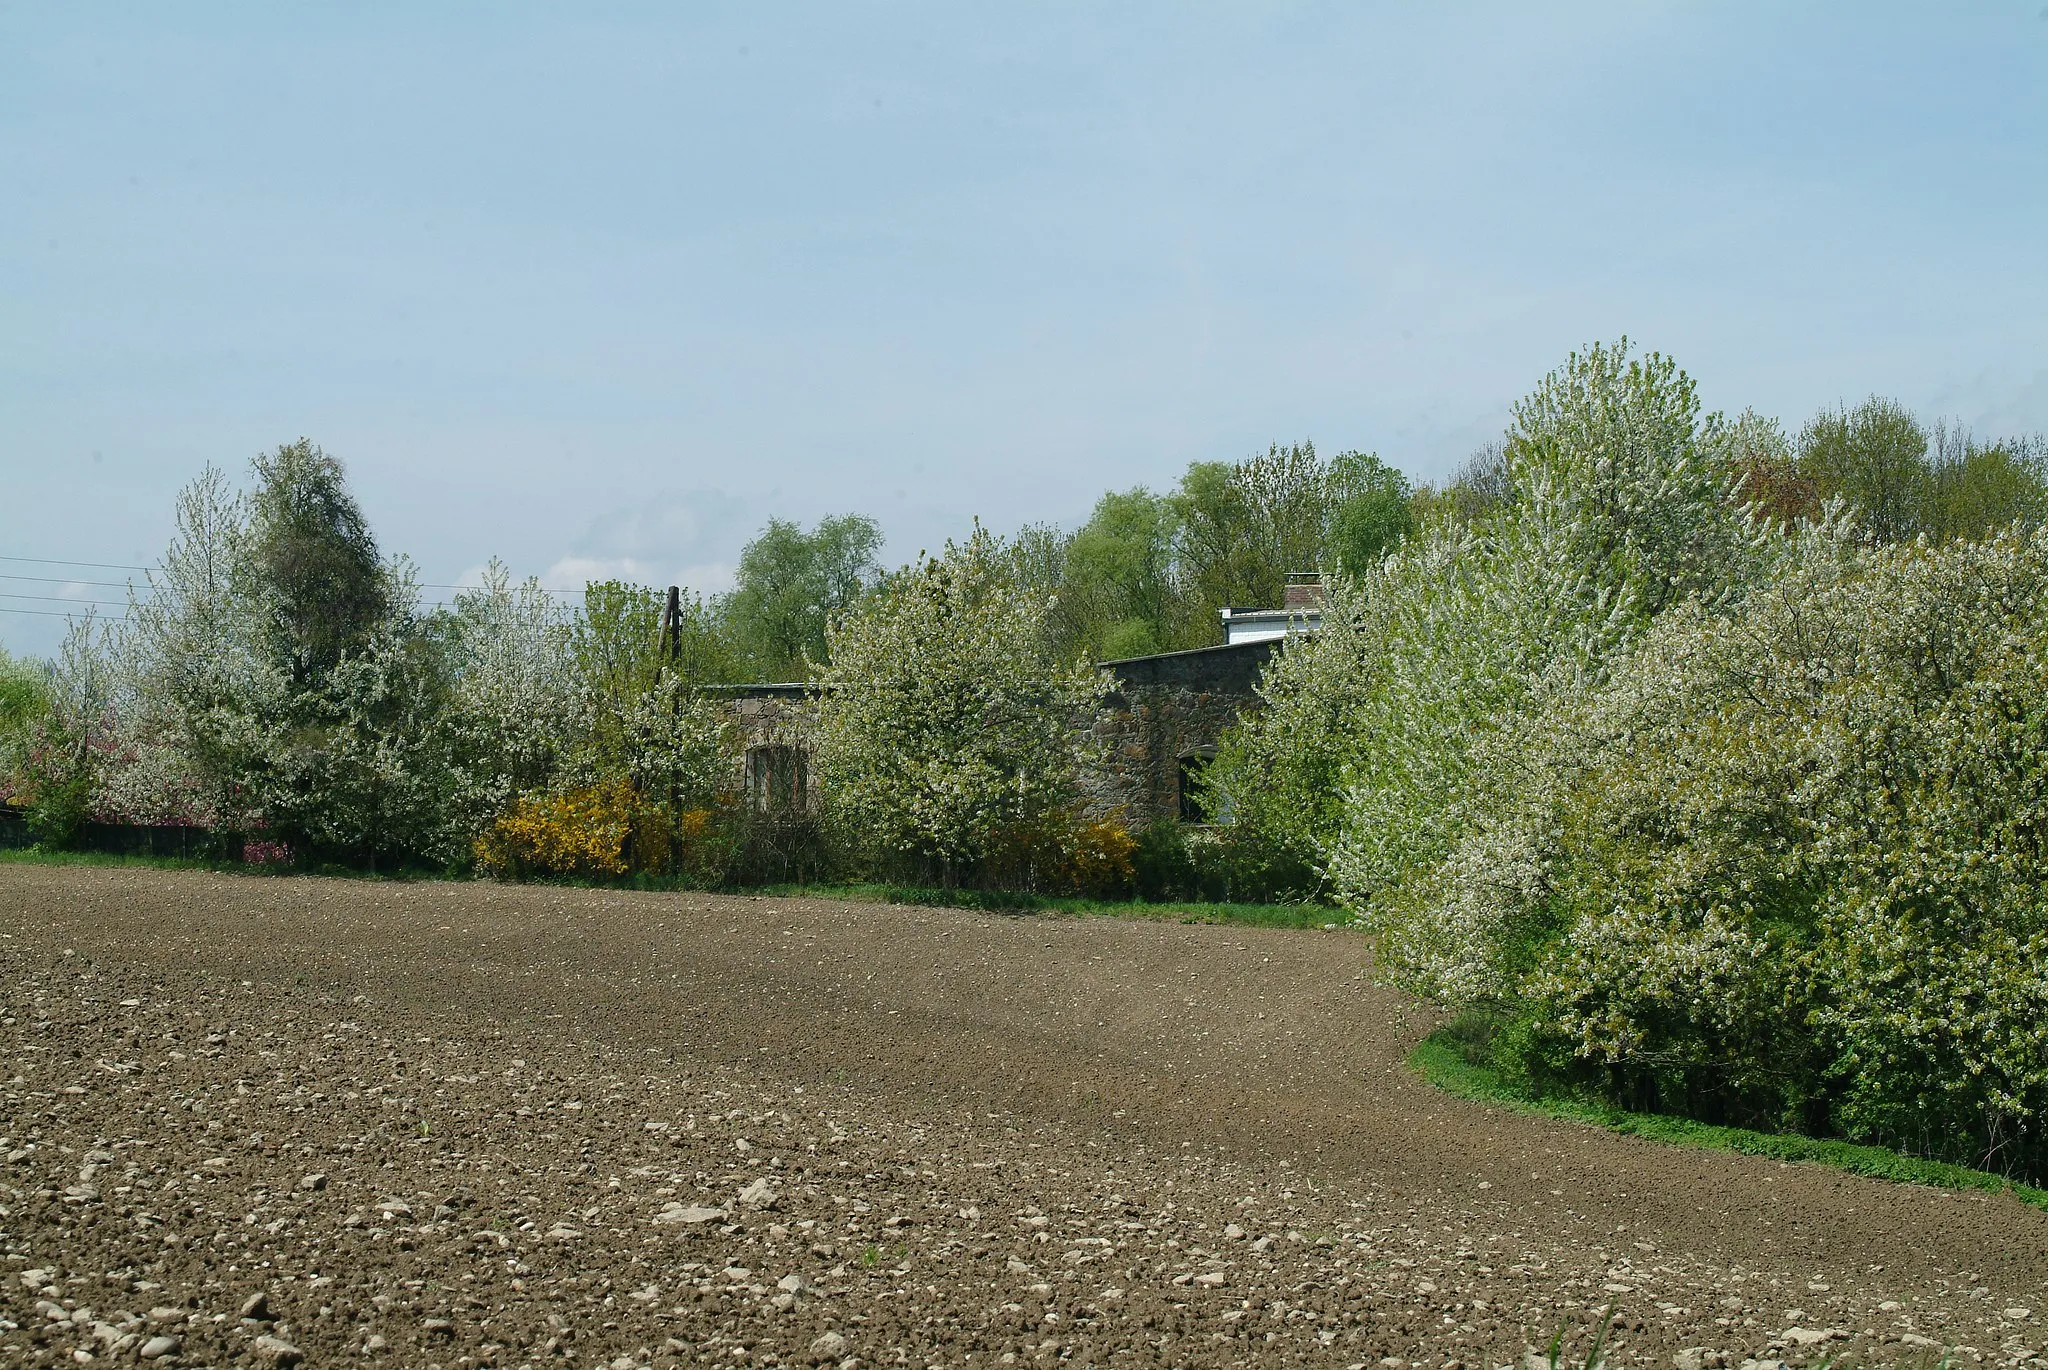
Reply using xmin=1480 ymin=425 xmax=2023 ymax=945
xmin=1096 ymin=636 xmax=1283 ymax=695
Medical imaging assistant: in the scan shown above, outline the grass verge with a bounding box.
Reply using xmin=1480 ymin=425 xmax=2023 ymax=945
xmin=741 ymin=880 xmax=1347 ymax=929
xmin=0 ymin=848 xmax=1343 ymax=931
xmin=1410 ymin=1027 xmax=2048 ymax=1214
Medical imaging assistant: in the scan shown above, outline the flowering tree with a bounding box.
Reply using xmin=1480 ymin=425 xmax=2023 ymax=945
xmin=441 ymin=561 xmax=581 ymax=830
xmin=813 ymin=527 xmax=1110 ymax=885
xmin=1473 ymin=524 xmax=2048 ymax=1177
xmin=1209 ymin=339 xmax=1767 ymax=922
xmin=12 ymin=616 xmax=117 ymax=846
xmin=105 ymin=464 xmax=258 ymax=826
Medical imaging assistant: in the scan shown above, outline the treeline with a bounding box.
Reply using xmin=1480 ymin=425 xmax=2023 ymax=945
xmin=5 ymin=346 xmax=2048 ymax=1184
xmin=1205 ymin=345 xmax=2048 ymax=1185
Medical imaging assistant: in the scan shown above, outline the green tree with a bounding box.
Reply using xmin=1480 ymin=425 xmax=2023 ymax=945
xmin=0 ymin=643 xmax=51 ymax=796
xmin=17 ymin=617 xmax=117 ymax=847
xmin=568 ymin=580 xmax=667 ymax=773
xmin=1327 ymin=450 xmax=1416 ymax=569
xmin=721 ymin=514 xmax=884 ymax=680
xmin=1796 ymin=397 xmax=1929 ymax=544
xmin=244 ymin=439 xmax=389 ymax=684
xmin=1171 ymin=442 xmax=1331 ymax=615
xmin=1170 ymin=441 xmax=1415 ymax=637
xmin=1925 ymin=424 xmax=2048 ymax=542
xmin=1061 ymin=488 xmax=1182 ymax=660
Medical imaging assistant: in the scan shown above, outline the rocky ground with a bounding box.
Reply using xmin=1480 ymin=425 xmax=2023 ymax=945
xmin=0 ymin=866 xmax=2043 ymax=1370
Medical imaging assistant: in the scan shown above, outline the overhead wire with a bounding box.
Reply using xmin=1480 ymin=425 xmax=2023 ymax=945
xmin=3 ymin=554 xmax=592 ymax=597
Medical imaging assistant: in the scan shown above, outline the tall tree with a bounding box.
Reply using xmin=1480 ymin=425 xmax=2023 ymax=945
xmin=1326 ymin=450 xmax=1416 ymax=570
xmin=1796 ymin=398 xmax=1929 ymax=544
xmin=721 ymin=514 xmax=884 ymax=680
xmin=245 ymin=439 xmax=389 ymax=683
xmin=1062 ymin=488 xmax=1182 ymax=659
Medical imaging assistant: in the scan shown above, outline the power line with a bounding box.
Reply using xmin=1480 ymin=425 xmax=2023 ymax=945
xmin=0 ymin=592 xmax=134 ymax=606
xmin=0 ymin=605 xmax=111 ymax=619
xmin=0 ymin=574 xmax=145 ymax=589
xmin=0 ymin=554 xmax=150 ymax=572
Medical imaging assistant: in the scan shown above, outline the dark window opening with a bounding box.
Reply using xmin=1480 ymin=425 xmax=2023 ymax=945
xmin=747 ymin=745 xmax=808 ymax=814
xmin=1177 ymin=753 xmax=1213 ymax=823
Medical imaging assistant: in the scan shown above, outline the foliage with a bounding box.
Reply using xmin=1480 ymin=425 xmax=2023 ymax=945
xmin=1411 ymin=1020 xmax=2048 ymax=1213
xmin=567 ymin=579 xmax=667 ymax=769
xmin=475 ymin=780 xmax=741 ymax=886
xmin=1794 ymin=398 xmax=2048 ymax=543
xmin=1060 ymin=488 xmax=1183 ymax=660
xmin=228 ymin=592 xmax=466 ymax=868
xmin=619 ymin=675 xmax=732 ymax=813
xmin=16 ymin=617 xmax=119 ymax=848
xmin=102 ymin=458 xmax=465 ymax=866
xmin=1326 ymin=450 xmax=1416 ymax=572
xmin=1210 ymin=340 xmax=1764 ymax=907
xmin=106 ymin=464 xmax=259 ymax=827
xmin=720 ymin=514 xmax=883 ymax=680
xmin=475 ymin=779 xmax=640 ymax=879
xmin=981 ymin=811 xmax=1139 ymax=899
xmin=244 ymin=439 xmax=390 ymax=684
xmin=1396 ymin=524 xmax=2048 ymax=1179
xmin=1128 ymin=817 xmax=1324 ymax=905
xmin=813 ymin=526 xmax=1111 ymax=885
xmin=1172 ymin=441 xmax=1412 ymax=625
xmin=439 ymin=561 xmax=581 ymax=832
xmin=0 ymin=644 xmax=53 ymax=807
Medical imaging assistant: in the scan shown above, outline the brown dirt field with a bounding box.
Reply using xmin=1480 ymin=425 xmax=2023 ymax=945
xmin=0 ymin=865 xmax=2042 ymax=1370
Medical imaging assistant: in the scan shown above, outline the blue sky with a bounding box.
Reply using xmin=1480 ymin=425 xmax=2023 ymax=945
xmin=4 ymin=4 xmax=2046 ymax=655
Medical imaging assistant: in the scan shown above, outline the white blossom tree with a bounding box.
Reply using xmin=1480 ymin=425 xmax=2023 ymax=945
xmin=813 ymin=527 xmax=1110 ymax=885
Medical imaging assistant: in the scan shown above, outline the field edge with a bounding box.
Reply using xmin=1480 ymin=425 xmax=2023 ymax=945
xmin=1409 ymin=1028 xmax=2048 ymax=1215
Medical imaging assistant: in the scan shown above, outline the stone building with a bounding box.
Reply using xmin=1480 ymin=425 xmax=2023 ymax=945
xmin=1083 ymin=637 xmax=1279 ymax=825
xmin=704 ymin=576 xmax=1319 ymax=826
xmin=706 ymin=682 xmax=818 ymax=813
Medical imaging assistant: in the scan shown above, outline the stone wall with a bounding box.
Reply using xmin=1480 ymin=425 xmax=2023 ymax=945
xmin=1083 ymin=639 xmax=1277 ymax=825
xmin=709 ymin=638 xmax=1280 ymax=828
xmin=708 ymin=684 xmax=819 ymax=811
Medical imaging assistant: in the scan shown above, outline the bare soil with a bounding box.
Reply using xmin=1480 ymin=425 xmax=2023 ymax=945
xmin=1 ymin=866 xmax=2042 ymax=1370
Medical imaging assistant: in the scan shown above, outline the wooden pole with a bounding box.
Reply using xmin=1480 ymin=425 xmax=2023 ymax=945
xmin=661 ymin=586 xmax=681 ymax=667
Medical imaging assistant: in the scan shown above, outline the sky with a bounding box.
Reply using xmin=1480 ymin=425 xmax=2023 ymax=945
xmin=4 ymin=3 xmax=2046 ymax=656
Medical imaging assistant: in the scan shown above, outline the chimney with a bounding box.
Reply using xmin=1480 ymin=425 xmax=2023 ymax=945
xmin=1282 ymin=572 xmax=1324 ymax=610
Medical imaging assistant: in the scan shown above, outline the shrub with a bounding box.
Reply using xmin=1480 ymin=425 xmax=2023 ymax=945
xmin=476 ymin=780 xmax=640 ymax=879
xmin=1423 ymin=524 xmax=2048 ymax=1179
xmin=1209 ymin=340 xmax=1767 ymax=914
xmin=1131 ymin=820 xmax=1198 ymax=901
xmin=980 ymin=811 xmax=1137 ymax=899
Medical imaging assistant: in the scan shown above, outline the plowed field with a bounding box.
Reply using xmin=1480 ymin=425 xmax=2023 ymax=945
xmin=1 ymin=866 xmax=2042 ymax=1368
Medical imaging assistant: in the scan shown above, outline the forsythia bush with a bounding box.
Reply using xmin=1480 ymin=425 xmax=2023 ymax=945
xmin=1064 ymin=817 xmax=1139 ymax=897
xmin=981 ymin=813 xmax=1137 ymax=898
xmin=475 ymin=781 xmax=737 ymax=883
xmin=476 ymin=780 xmax=640 ymax=878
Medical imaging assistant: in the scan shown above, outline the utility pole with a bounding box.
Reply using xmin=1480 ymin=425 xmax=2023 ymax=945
xmin=659 ymin=585 xmax=681 ymax=668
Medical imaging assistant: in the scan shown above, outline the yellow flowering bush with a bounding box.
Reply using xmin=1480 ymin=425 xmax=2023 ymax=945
xmin=475 ymin=779 xmax=639 ymax=878
xmin=476 ymin=780 xmax=741 ymax=885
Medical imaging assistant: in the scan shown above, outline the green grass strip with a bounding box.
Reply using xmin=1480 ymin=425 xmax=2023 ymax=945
xmin=1410 ymin=1028 xmax=2048 ymax=1214
xmin=1 ymin=848 xmax=238 ymax=873
xmin=730 ymin=880 xmax=1348 ymax=929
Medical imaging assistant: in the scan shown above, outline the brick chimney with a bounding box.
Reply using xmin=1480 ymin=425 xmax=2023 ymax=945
xmin=1282 ymin=572 xmax=1324 ymax=610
